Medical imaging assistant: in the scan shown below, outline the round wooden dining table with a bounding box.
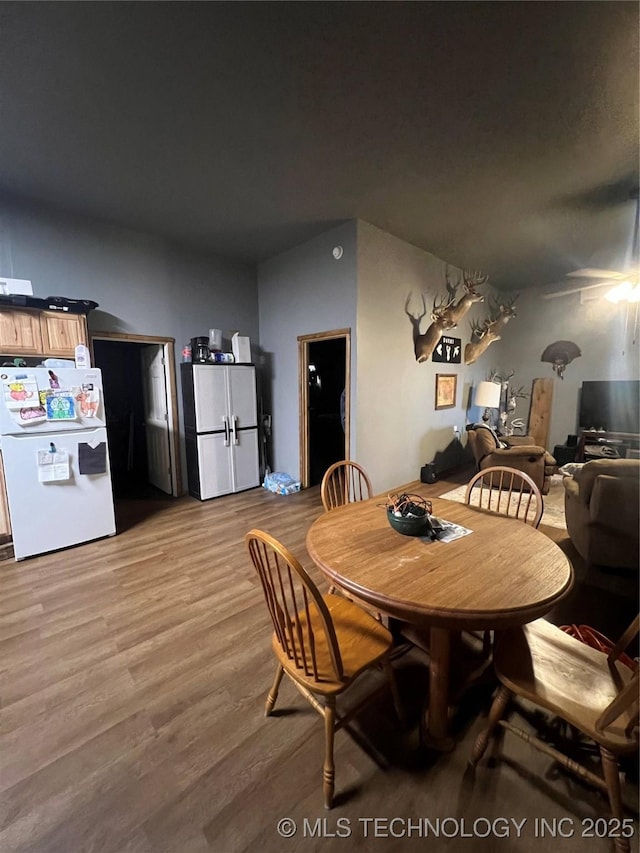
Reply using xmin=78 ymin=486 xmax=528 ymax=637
xmin=306 ymin=485 xmax=574 ymax=749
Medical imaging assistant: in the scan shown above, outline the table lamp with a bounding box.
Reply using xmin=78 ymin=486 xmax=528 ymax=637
xmin=474 ymin=381 xmax=501 ymax=423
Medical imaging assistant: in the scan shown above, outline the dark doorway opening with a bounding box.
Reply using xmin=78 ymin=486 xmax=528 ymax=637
xmin=93 ymin=339 xmax=151 ymax=499
xmin=308 ymin=337 xmax=347 ymax=486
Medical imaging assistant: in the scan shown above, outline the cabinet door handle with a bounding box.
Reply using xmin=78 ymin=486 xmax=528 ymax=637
xmin=231 ymin=415 xmax=238 ymax=445
xmin=222 ymin=416 xmax=230 ymax=446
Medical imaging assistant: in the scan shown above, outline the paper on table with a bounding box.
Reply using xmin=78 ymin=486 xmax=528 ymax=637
xmin=436 ymin=520 xmax=473 ymax=543
xmin=37 ymin=449 xmax=70 ymax=482
xmin=419 ymin=517 xmax=473 ymax=544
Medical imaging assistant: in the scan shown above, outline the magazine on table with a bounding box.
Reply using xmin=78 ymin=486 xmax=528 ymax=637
xmin=420 ymin=517 xmax=473 ymax=544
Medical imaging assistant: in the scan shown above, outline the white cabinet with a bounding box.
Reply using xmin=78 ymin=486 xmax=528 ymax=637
xmin=182 ymin=364 xmax=260 ymax=500
xmin=196 ymin=433 xmax=233 ymax=499
xmin=193 ymin=366 xmax=229 ymax=434
xmin=231 ymin=427 xmax=260 ymax=492
xmin=227 ymin=368 xmax=258 ymax=430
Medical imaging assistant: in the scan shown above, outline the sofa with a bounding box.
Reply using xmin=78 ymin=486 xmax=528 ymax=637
xmin=563 ymin=459 xmax=640 ymax=570
xmin=465 ymin=424 xmax=557 ymax=495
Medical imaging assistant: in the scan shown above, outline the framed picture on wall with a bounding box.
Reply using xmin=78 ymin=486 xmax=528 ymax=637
xmin=435 ymin=373 xmax=457 ymax=410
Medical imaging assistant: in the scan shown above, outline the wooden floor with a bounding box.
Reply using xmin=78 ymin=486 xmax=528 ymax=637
xmin=1 ymin=469 xmax=637 ymax=852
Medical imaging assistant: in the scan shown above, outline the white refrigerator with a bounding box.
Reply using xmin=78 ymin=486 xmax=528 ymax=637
xmin=0 ymin=367 xmax=116 ymax=560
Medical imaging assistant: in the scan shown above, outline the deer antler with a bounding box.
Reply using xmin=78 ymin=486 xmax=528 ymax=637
xmin=432 ymin=290 xmax=457 ymax=322
xmin=470 ymin=317 xmax=488 ymax=340
xmin=463 ymin=269 xmax=489 ymax=293
xmin=489 ymin=292 xmax=518 ymax=319
xmin=491 ymin=368 xmax=515 ymax=385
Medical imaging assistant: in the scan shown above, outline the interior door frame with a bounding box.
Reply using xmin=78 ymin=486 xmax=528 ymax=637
xmin=89 ymin=331 xmax=182 ymax=497
xmin=298 ymin=328 xmax=351 ymax=489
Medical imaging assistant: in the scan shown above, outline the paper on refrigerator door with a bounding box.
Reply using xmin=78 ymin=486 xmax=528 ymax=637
xmin=45 ymin=393 xmax=77 ymax=421
xmin=74 ymin=383 xmax=100 ymax=417
xmin=2 ymin=374 xmax=47 ymax=425
xmin=37 ymin=449 xmax=71 ymax=482
xmin=78 ymin=441 xmax=107 ymax=474
xmin=3 ymin=375 xmax=39 ymax=410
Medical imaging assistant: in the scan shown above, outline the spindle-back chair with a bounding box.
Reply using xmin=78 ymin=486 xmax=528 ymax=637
xmin=246 ymin=528 xmax=404 ymax=809
xmin=321 ymin=460 xmax=373 ymax=512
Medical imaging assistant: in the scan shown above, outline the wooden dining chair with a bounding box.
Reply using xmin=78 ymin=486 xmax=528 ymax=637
xmin=245 ymin=528 xmax=404 ymax=809
xmin=465 ymin=465 xmax=543 ymax=528
xmin=470 ymin=616 xmax=639 ymax=853
xmin=320 ymin=460 xmax=376 ymax=605
xmin=321 ymin=460 xmax=373 ymax=512
xmin=465 ymin=466 xmax=543 ymax=657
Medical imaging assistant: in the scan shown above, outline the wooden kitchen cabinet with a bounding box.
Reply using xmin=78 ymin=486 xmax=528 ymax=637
xmin=0 ymin=307 xmax=88 ymax=358
xmin=39 ymin=312 xmax=88 ymax=357
xmin=0 ymin=309 xmax=43 ymax=355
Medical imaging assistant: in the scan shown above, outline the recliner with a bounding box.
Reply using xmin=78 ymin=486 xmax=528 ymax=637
xmin=563 ymin=458 xmax=640 ymax=570
xmin=465 ymin=424 xmax=557 ymax=495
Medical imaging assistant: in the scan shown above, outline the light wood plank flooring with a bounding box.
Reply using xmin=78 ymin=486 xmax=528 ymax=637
xmin=1 ymin=470 xmax=637 ymax=852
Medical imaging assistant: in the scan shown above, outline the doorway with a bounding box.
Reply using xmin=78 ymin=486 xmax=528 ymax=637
xmin=91 ymin=333 xmax=181 ymax=499
xmin=298 ymin=329 xmax=350 ymax=488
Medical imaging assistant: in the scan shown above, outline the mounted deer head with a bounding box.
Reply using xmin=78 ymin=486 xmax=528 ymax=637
xmin=438 ymin=269 xmax=487 ymax=327
xmin=405 ymin=268 xmax=488 ymax=365
xmin=464 ymin=293 xmax=519 ymax=364
xmin=405 ymin=291 xmax=454 ymax=363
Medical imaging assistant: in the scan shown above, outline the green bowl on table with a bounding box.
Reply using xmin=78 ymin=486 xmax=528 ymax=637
xmin=386 ymin=507 xmax=430 ymax=536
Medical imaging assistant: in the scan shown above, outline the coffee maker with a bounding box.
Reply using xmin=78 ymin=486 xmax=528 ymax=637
xmin=191 ymin=337 xmax=210 ymax=363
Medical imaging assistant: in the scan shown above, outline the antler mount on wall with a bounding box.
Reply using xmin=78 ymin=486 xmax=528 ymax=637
xmin=464 ymin=293 xmax=518 ymax=365
xmin=405 ymin=269 xmax=487 ymax=363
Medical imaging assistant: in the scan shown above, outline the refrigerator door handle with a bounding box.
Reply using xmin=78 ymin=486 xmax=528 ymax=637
xmin=231 ymin=415 xmax=238 ymax=445
xmin=222 ymin=416 xmax=230 ymax=446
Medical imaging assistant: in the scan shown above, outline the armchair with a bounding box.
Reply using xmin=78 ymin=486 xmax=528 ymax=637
xmin=465 ymin=424 xmax=557 ymax=495
xmin=563 ymin=458 xmax=640 ymax=570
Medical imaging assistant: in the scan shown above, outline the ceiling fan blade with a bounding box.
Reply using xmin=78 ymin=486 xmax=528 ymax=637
xmin=566 ymin=268 xmax=625 ymax=280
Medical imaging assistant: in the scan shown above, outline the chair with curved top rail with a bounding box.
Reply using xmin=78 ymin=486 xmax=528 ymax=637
xmin=320 ymin=460 xmax=373 ymax=513
xmin=464 ymin=466 xmax=543 ymax=657
xmin=245 ymin=528 xmax=404 ymax=809
xmin=465 ymin=465 xmax=543 ymax=528
xmin=320 ymin=460 xmax=380 ymax=610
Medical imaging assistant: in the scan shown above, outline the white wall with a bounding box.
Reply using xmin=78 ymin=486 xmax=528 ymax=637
xmin=0 ymin=200 xmax=258 ymax=487
xmin=257 ymin=221 xmax=358 ymax=479
xmin=492 ymin=287 xmax=640 ymax=449
xmin=356 ymin=221 xmax=489 ymax=493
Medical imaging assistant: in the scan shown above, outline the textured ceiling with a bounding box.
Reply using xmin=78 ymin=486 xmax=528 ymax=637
xmin=0 ymin=2 xmax=638 ymax=291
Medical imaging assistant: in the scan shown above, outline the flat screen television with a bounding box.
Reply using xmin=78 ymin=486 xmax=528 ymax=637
xmin=579 ymin=380 xmax=640 ymax=434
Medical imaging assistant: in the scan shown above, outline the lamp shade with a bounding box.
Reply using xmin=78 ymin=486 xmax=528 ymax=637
xmin=474 ymin=381 xmax=501 ymax=409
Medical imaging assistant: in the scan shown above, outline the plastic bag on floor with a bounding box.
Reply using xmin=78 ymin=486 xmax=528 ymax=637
xmin=263 ymin=471 xmax=301 ymax=495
